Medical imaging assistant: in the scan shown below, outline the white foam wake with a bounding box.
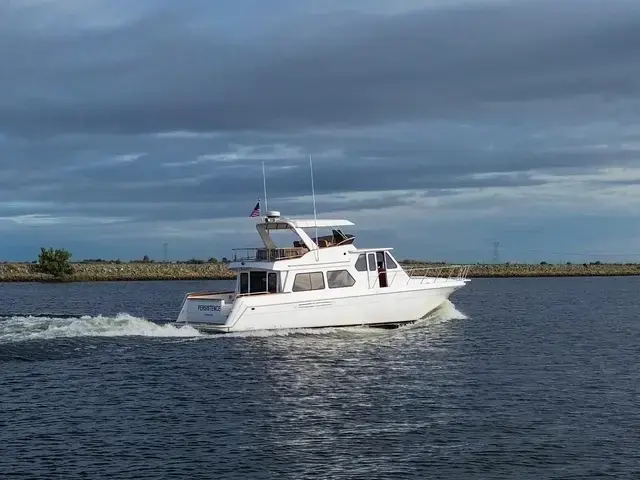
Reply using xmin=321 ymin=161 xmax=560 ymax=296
xmin=427 ymin=299 xmax=469 ymax=321
xmin=0 ymin=313 xmax=202 ymax=343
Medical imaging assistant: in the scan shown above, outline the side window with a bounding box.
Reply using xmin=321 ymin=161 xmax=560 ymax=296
xmin=310 ymin=272 xmax=324 ymax=290
xmin=367 ymin=253 xmax=377 ymax=271
xmin=355 ymin=254 xmax=367 ymax=272
xmin=239 ymin=272 xmax=249 ymax=294
xmin=292 ymin=272 xmax=325 ymax=292
xmin=384 ymin=252 xmax=398 ymax=269
xmin=327 ymin=270 xmax=356 ymax=288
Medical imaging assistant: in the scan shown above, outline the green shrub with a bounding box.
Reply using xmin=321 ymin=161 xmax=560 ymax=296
xmin=185 ymin=258 xmax=205 ymax=264
xmin=38 ymin=247 xmax=73 ymax=277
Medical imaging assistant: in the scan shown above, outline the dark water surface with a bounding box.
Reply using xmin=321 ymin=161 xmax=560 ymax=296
xmin=1 ymin=277 xmax=639 ymax=479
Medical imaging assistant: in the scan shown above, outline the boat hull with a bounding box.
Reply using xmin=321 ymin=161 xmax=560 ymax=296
xmin=173 ymin=281 xmax=465 ymax=334
xmin=177 ymin=319 xmax=419 ymax=334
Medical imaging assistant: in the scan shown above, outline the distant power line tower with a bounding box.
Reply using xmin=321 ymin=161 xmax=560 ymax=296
xmin=492 ymin=241 xmax=500 ymax=264
xmin=163 ymin=242 xmax=168 ymax=263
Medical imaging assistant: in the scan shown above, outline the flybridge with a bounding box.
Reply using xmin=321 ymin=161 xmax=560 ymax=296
xmin=232 ymin=211 xmax=356 ymax=263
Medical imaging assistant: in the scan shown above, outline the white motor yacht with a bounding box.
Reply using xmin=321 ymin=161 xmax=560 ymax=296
xmin=172 ymin=210 xmax=470 ymax=333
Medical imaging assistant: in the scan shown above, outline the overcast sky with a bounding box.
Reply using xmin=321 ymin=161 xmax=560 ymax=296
xmin=1 ymin=0 xmax=640 ymax=263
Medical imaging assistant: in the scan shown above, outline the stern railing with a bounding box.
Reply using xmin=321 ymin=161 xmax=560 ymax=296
xmin=231 ymin=247 xmax=307 ymax=262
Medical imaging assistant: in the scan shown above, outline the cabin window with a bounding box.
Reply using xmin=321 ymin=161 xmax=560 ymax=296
xmin=292 ymin=272 xmax=325 ymax=292
xmin=268 ymin=272 xmax=278 ymax=293
xmin=355 ymin=254 xmax=367 ymax=272
xmin=240 ymin=270 xmax=273 ymax=294
xmin=250 ymin=270 xmax=268 ymax=293
xmin=240 ymin=272 xmax=249 ymax=294
xmin=367 ymin=253 xmax=377 ymax=271
xmin=327 ymin=270 xmax=356 ymax=288
xmin=385 ymin=252 xmax=398 ymax=269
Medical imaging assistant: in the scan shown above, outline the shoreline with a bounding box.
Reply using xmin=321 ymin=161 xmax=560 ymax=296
xmin=1 ymin=262 xmax=639 ymax=282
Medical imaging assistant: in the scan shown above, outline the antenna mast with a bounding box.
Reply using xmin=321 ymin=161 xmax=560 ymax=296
xmin=262 ymin=161 xmax=268 ymax=213
xmin=309 ymin=154 xmax=318 ymax=249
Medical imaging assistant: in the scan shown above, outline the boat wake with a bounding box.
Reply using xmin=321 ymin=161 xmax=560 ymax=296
xmin=0 ymin=300 xmax=468 ymax=344
xmin=0 ymin=313 xmax=202 ymax=344
xmin=420 ymin=299 xmax=469 ymax=322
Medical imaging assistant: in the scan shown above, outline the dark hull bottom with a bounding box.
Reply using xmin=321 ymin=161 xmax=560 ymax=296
xmin=178 ymin=319 xmax=418 ymax=335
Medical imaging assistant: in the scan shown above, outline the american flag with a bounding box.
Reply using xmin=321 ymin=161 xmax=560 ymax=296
xmin=249 ymin=201 xmax=260 ymax=217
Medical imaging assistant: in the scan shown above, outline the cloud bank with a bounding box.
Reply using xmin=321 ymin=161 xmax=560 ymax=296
xmin=1 ymin=0 xmax=640 ymax=262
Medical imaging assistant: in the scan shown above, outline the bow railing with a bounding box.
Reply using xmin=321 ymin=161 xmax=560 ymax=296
xmin=385 ymin=264 xmax=471 ymax=287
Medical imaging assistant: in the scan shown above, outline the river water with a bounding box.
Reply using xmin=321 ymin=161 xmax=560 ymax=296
xmin=1 ymin=277 xmax=639 ymax=479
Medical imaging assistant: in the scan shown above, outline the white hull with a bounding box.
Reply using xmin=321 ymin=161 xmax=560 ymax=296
xmin=173 ymin=281 xmax=465 ymax=334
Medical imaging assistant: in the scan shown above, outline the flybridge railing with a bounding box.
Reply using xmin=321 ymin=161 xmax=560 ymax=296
xmin=231 ymin=247 xmax=307 ymax=262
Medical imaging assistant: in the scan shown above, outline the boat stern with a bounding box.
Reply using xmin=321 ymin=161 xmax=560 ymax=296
xmin=174 ymin=291 xmax=236 ymax=332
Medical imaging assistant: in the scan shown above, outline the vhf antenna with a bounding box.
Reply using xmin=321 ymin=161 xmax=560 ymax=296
xmin=262 ymin=160 xmax=268 ymax=213
xmin=309 ymin=154 xmax=319 ymax=261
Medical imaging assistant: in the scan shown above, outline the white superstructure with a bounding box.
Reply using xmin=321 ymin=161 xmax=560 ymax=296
xmin=173 ymin=211 xmax=470 ymax=333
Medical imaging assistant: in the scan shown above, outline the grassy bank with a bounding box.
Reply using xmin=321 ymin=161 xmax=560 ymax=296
xmin=407 ymin=262 xmax=640 ymax=278
xmin=0 ymin=262 xmax=235 ymax=282
xmin=1 ymin=261 xmax=639 ymax=282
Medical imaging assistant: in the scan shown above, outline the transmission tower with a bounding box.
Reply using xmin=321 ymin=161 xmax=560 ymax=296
xmin=163 ymin=242 xmax=168 ymax=263
xmin=492 ymin=241 xmax=500 ymax=264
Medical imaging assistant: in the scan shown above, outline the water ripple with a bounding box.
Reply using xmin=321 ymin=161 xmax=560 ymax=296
xmin=1 ymin=278 xmax=640 ymax=478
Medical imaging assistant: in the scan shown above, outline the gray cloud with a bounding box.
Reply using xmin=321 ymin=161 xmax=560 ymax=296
xmin=6 ymin=128 xmax=634 ymax=223
xmin=1 ymin=0 xmax=640 ymax=136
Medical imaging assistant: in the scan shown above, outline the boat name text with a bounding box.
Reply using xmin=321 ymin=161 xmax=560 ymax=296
xmin=197 ymin=304 xmax=221 ymax=312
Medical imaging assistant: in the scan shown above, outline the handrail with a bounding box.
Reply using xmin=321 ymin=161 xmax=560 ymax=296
xmin=382 ymin=264 xmax=470 ymax=287
xmin=235 ymin=290 xmax=281 ymax=298
xmin=232 ymin=247 xmax=307 ymax=262
xmin=187 ymin=290 xmax=235 ymax=298
xmin=401 ymin=264 xmax=470 ymax=285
